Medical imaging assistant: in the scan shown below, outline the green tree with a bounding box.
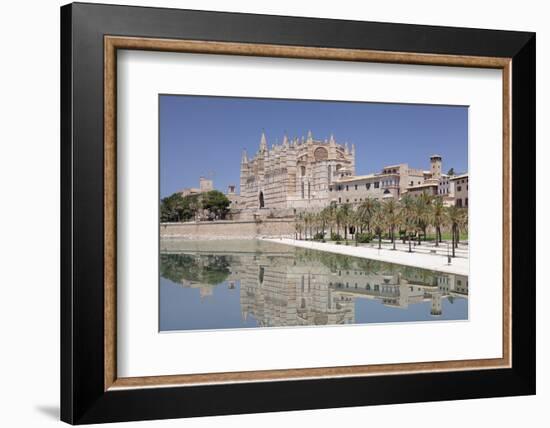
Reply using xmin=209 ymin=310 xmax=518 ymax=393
xmin=446 ymin=205 xmax=467 ymax=257
xmin=295 ymin=213 xmax=304 ymax=240
xmin=399 ymin=194 xmax=415 ymax=245
xmin=431 ymin=196 xmax=446 ymax=246
xmin=383 ymin=199 xmax=401 ymax=249
xmin=338 ymin=204 xmax=353 ymax=241
xmin=160 ymin=254 xmax=230 ymax=285
xmin=201 ymin=190 xmax=230 ymax=220
xmin=372 ymin=207 xmax=387 ymax=249
xmin=160 ymin=192 xmax=186 ymax=222
xmin=413 ymin=193 xmax=432 ymax=245
xmin=357 ymin=198 xmax=378 ymax=234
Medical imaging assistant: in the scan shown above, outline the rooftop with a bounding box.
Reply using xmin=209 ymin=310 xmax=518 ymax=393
xmin=449 ymin=173 xmax=468 ymax=181
xmin=406 ymin=182 xmax=439 ymax=190
xmin=335 ymin=174 xmax=376 ymax=182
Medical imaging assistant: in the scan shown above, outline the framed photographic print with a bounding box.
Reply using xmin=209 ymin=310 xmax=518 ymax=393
xmin=60 ymin=2 xmax=536 ymax=424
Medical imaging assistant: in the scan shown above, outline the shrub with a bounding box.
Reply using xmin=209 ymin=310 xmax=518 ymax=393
xmin=335 ymin=241 xmax=341 ymax=245
xmin=313 ymin=232 xmax=325 ymax=241
xmin=330 ymin=232 xmax=343 ymax=241
xmin=355 ymin=233 xmax=373 ymax=243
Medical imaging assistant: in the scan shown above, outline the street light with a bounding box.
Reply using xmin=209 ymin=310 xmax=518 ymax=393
xmin=447 ymin=241 xmax=451 ymax=265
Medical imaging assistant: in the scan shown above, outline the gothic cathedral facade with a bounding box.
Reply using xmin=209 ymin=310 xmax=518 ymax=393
xmin=239 ymin=132 xmax=355 ymax=211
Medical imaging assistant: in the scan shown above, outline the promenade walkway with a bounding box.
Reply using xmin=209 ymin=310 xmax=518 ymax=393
xmin=263 ymin=238 xmax=469 ymax=276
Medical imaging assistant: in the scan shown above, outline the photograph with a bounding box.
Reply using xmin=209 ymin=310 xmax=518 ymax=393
xmin=159 ymin=95 xmax=470 ymax=332
xmin=54 ymin=1 xmax=536 ymax=425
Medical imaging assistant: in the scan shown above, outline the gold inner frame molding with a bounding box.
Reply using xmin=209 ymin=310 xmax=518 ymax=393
xmin=104 ymin=35 xmax=512 ymax=391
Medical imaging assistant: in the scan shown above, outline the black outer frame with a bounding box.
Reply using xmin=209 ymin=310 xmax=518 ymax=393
xmin=60 ymin=2 xmax=535 ymax=424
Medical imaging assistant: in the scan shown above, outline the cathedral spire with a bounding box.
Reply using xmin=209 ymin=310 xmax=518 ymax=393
xmin=241 ymin=148 xmax=248 ymax=164
xmin=282 ymin=133 xmax=289 ymax=148
xmin=307 ymin=130 xmax=313 ymax=143
xmin=260 ymin=131 xmax=267 ymax=152
xmin=329 ymin=133 xmax=335 ymax=145
xmin=344 ymin=142 xmax=349 ymax=154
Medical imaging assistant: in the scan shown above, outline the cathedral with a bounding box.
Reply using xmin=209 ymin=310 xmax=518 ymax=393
xmin=239 ymin=131 xmax=355 ymax=211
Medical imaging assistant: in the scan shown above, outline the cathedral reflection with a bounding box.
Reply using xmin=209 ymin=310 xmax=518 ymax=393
xmin=160 ymin=242 xmax=468 ymax=328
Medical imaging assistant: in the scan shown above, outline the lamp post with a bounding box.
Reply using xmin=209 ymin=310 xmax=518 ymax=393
xmin=447 ymin=241 xmax=451 ymax=265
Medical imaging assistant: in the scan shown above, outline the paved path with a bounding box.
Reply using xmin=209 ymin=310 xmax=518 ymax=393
xmin=263 ymin=238 xmax=469 ymax=276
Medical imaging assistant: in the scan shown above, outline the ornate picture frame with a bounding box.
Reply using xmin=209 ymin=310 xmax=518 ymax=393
xmin=61 ymin=2 xmax=535 ymax=424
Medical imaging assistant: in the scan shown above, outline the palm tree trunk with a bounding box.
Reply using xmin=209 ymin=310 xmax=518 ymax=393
xmin=452 ymin=225 xmax=456 ymax=257
xmin=378 ymin=235 xmax=382 ymax=249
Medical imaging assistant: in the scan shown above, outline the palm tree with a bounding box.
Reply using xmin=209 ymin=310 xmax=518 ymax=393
xmin=338 ymin=204 xmax=352 ymax=241
xmin=456 ymin=207 xmax=468 ymax=246
xmin=349 ymin=208 xmax=361 ymax=245
xmin=372 ymin=207 xmax=387 ymax=249
xmin=399 ymin=194 xmax=415 ymax=244
xmin=318 ymin=208 xmax=329 ymax=239
xmin=295 ymin=214 xmax=303 ymax=240
xmin=304 ymin=212 xmax=315 ymax=240
xmin=326 ymin=204 xmax=337 ymax=237
xmin=446 ymin=205 xmax=466 ymax=257
xmin=382 ymin=199 xmax=400 ymax=249
xmin=431 ymin=196 xmax=446 ymax=246
xmin=334 ymin=206 xmax=342 ymax=239
xmin=357 ymin=198 xmax=378 ymax=234
xmin=413 ymin=193 xmax=432 ymax=245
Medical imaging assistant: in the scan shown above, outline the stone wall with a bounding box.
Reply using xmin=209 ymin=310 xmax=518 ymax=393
xmin=160 ymin=219 xmax=296 ymax=240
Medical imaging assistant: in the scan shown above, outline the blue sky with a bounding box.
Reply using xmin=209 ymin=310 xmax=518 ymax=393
xmin=160 ymin=95 xmax=468 ymax=198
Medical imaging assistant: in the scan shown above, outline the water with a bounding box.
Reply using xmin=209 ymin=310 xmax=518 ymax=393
xmin=160 ymin=239 xmax=468 ymax=332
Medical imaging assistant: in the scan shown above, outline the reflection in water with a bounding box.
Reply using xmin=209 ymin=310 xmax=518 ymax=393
xmin=160 ymin=240 xmax=468 ymax=331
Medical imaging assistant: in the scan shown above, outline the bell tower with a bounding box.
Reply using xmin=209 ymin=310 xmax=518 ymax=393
xmin=430 ymin=155 xmax=442 ymax=179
